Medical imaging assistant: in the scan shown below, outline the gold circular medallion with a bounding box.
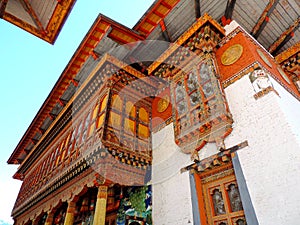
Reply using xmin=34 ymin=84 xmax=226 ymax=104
xmin=257 ymin=49 xmax=272 ymax=68
xmin=277 ymin=67 xmax=291 ymax=84
xmin=157 ymin=95 xmax=170 ymax=113
xmin=221 ymin=44 xmax=243 ymax=65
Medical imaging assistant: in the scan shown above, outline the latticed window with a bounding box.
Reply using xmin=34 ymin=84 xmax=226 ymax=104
xmin=66 ymin=130 xmax=75 ymax=158
xmin=88 ymin=102 xmax=100 ymax=137
xmin=195 ymin=161 xmax=247 ymax=225
xmin=172 ymin=57 xmax=232 ymax=152
xmin=81 ymin=111 xmax=92 ymax=143
xmin=97 ymin=94 xmax=108 ymax=129
xmin=174 ymin=59 xmax=223 ymax=133
xmin=106 ymin=92 xmax=150 ymax=155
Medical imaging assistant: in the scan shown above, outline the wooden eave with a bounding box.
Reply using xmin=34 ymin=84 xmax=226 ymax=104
xmin=275 ymin=42 xmax=300 ymax=64
xmin=250 ymin=0 xmax=279 ymax=39
xmin=12 ymin=53 xmax=154 ymax=179
xmin=148 ymin=13 xmax=225 ymax=74
xmin=268 ymin=17 xmax=300 ymax=55
xmin=2 ymin=0 xmax=77 ymax=44
xmin=133 ymin=0 xmax=181 ymax=37
xmin=7 ymin=14 xmax=145 ymax=166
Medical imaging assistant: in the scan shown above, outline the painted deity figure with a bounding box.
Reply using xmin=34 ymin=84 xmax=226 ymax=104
xmin=249 ymin=68 xmax=272 ymax=93
xmin=212 ymin=189 xmax=226 ymax=215
xmin=228 ymin=184 xmax=243 ymax=212
xmin=236 ymin=219 xmax=246 ymax=225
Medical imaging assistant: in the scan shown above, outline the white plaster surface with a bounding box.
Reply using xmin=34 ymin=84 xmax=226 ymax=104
xmin=224 ymin=74 xmax=300 ymax=225
xmin=152 ymin=124 xmax=194 ymax=225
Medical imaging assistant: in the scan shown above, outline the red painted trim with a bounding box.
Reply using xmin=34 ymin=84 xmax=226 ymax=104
xmin=71 ymin=79 xmax=79 ymax=87
xmin=290 ymin=31 xmax=294 ymax=37
xmin=134 ymin=0 xmax=179 ymax=29
xmin=145 ymin=18 xmax=157 ymax=26
xmin=95 ymin=27 xmax=106 ymax=33
xmin=112 ymin=27 xmax=143 ymax=41
xmin=153 ymin=10 xmax=165 ymax=18
xmin=85 ymin=43 xmax=95 ymax=49
xmin=81 ymin=50 xmax=90 ymax=56
xmin=91 ymin=51 xmax=99 ymax=60
xmin=194 ymin=173 xmax=208 ymax=225
xmin=44 ymin=0 xmax=77 ymax=43
xmin=159 ymin=20 xmax=166 ymax=32
xmin=138 ymin=26 xmax=150 ymax=34
xmin=58 ymin=99 xmax=65 ymax=106
xmin=265 ymin=16 xmax=269 ymax=22
xmin=76 ymin=57 xmax=85 ymax=63
xmin=69 ymin=70 xmax=77 ymax=75
xmin=108 ymin=32 xmax=129 ymax=44
xmin=160 ymin=1 xmax=172 ymax=9
xmin=90 ymin=35 xmax=100 ymax=42
xmin=72 ymin=64 xmax=81 ymax=69
xmin=21 ymin=0 xmax=46 ymax=34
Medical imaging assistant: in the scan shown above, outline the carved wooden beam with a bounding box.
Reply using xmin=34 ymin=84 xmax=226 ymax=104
xmin=20 ymin=0 xmax=46 ymax=35
xmin=275 ymin=42 xmax=300 ymax=64
xmin=269 ymin=16 xmax=300 ymax=55
xmin=160 ymin=19 xmax=171 ymax=42
xmin=224 ymin=0 xmax=236 ymax=20
xmin=221 ymin=0 xmax=236 ymax=26
xmin=181 ymin=141 xmax=249 ymax=173
xmin=194 ymin=0 xmax=201 ymax=19
xmin=0 ymin=0 xmax=8 ymax=18
xmin=251 ymin=0 xmax=279 ymax=39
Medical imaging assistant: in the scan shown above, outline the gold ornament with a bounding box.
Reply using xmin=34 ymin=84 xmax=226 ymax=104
xmin=221 ymin=44 xmax=243 ymax=65
xmin=157 ymin=95 xmax=170 ymax=113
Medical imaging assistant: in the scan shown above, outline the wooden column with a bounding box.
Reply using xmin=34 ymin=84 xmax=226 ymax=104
xmin=63 ymin=201 xmax=76 ymax=225
xmin=93 ymin=186 xmax=108 ymax=225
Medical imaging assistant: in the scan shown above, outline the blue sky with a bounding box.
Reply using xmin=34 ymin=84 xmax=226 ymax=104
xmin=0 ymin=0 xmax=154 ymax=223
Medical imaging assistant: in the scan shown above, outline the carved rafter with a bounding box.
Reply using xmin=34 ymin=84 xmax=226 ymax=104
xmin=275 ymin=42 xmax=300 ymax=64
xmin=251 ymin=0 xmax=279 ymax=38
xmin=221 ymin=0 xmax=236 ymax=26
xmin=194 ymin=0 xmax=201 ymax=19
xmin=181 ymin=141 xmax=249 ymax=173
xmin=160 ymin=19 xmax=171 ymax=42
xmin=20 ymin=0 xmax=46 ymax=34
xmin=0 ymin=0 xmax=8 ymax=18
xmin=224 ymin=0 xmax=236 ymax=20
xmin=269 ymin=16 xmax=300 ymax=55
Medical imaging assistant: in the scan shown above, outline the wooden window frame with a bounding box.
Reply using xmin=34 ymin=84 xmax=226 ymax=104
xmin=194 ymin=161 xmax=246 ymax=225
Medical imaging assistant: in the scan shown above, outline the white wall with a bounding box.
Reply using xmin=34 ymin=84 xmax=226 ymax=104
xmin=151 ymin=122 xmax=220 ymax=224
xmin=272 ymin=78 xmax=300 ymax=146
xmin=152 ymin=124 xmax=194 ymax=225
xmin=224 ymin=74 xmax=300 ymax=225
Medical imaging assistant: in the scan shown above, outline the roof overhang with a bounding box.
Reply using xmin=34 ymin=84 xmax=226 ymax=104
xmin=1 ymin=0 xmax=77 ymax=44
xmin=7 ymin=14 xmax=145 ymax=166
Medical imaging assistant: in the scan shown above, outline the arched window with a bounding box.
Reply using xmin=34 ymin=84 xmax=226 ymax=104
xmin=97 ymin=95 xmax=108 ymax=129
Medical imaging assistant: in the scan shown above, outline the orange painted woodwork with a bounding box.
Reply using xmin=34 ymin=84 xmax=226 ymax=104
xmin=216 ymin=31 xmax=300 ymax=99
xmin=195 ymin=162 xmax=246 ymax=225
xmin=152 ymin=87 xmax=172 ymax=129
xmin=2 ymin=0 xmax=76 ymax=44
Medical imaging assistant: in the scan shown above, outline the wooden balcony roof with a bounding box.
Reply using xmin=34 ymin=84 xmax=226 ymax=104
xmin=0 ymin=0 xmax=76 ymax=44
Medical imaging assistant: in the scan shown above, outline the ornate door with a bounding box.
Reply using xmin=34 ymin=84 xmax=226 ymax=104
xmin=197 ymin=163 xmax=247 ymax=225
